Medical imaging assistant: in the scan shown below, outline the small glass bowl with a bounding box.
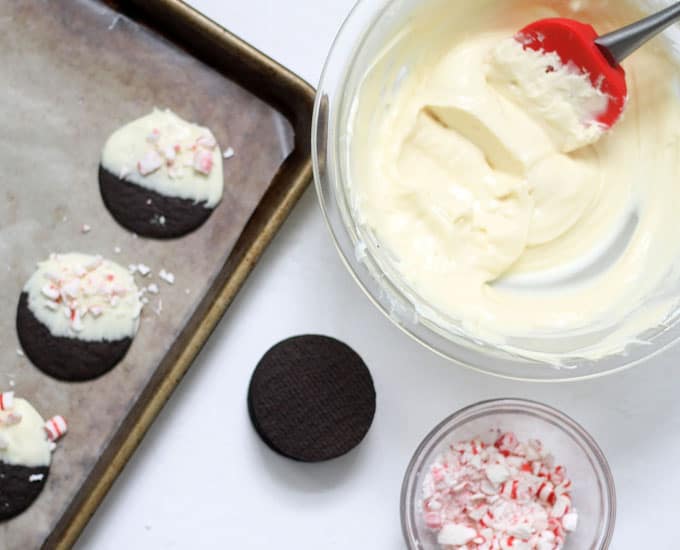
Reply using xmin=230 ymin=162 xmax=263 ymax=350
xmin=401 ymin=399 xmax=616 ymax=549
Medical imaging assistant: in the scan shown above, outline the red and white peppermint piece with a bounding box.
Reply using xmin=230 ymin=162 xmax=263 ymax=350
xmin=61 ymin=279 xmax=81 ymax=299
xmin=193 ymin=149 xmax=213 ymax=175
xmin=0 ymin=392 xmax=14 ymax=411
xmin=422 ymin=431 xmax=577 ymax=550
xmin=71 ymin=309 xmax=84 ymax=332
xmin=562 ymin=512 xmax=579 ymax=532
xmin=537 ymin=481 xmax=555 ymax=502
xmin=196 ymin=133 xmax=217 ymax=150
xmin=138 ymin=150 xmax=163 ymax=176
xmin=424 ymin=512 xmax=443 ymax=530
xmin=551 ymin=495 xmax=571 ymax=518
xmin=45 ymin=415 xmax=67 ymax=442
xmin=41 ymin=284 xmax=60 ymax=301
xmin=437 ymin=523 xmax=477 ymax=546
xmin=486 ymin=463 xmax=510 ymax=485
xmin=162 ymin=144 xmax=177 ymax=164
xmin=495 ymin=432 xmax=519 ymax=455
xmin=146 ymin=128 xmax=161 ymax=143
xmin=2 ymin=412 xmax=22 ymax=426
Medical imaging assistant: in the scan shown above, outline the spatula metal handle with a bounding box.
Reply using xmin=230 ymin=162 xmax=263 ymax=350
xmin=596 ymin=1 xmax=680 ymax=64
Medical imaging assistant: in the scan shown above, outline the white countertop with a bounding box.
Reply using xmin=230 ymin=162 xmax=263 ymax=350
xmin=76 ymin=1 xmax=679 ymax=548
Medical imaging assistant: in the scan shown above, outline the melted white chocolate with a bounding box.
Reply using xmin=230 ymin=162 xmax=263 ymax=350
xmin=0 ymin=399 xmax=51 ymax=468
xmin=101 ymin=109 xmax=224 ymax=208
xmin=349 ymin=0 xmax=680 ymax=360
xmin=24 ymin=253 xmax=142 ymax=342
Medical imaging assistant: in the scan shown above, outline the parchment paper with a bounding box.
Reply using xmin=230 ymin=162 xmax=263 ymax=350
xmin=0 ymin=1 xmax=294 ymax=547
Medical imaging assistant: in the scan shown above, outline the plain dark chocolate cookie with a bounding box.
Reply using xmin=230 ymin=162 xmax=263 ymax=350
xmin=16 ymin=292 xmax=132 ymax=382
xmin=0 ymin=462 xmax=49 ymax=522
xmin=99 ymin=166 xmax=214 ymax=239
xmin=248 ymin=335 xmax=376 ymax=462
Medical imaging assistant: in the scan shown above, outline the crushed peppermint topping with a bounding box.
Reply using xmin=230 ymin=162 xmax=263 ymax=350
xmin=81 ymin=224 xmax=92 ymax=234
xmin=0 ymin=392 xmax=15 ymax=411
xmin=223 ymin=147 xmax=235 ymax=159
xmin=422 ymin=431 xmax=578 ymax=550
xmin=147 ymin=128 xmax=161 ymax=144
xmin=29 ymin=474 xmax=45 ymax=483
xmin=35 ymin=255 xmax=136 ymax=333
xmin=196 ymin=134 xmax=217 ymax=149
xmin=44 ymin=415 xmax=67 ymax=442
xmin=159 ymin=269 xmax=175 ymax=285
xmin=147 ymin=283 xmax=159 ymax=295
xmin=15 ymin=349 xmax=24 ymax=358
xmin=193 ymin=149 xmax=214 ymax=175
xmin=135 ymin=126 xmax=218 ymax=178
xmin=137 ymin=150 xmax=163 ymax=176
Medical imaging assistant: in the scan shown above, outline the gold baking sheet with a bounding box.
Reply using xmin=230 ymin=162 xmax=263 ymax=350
xmin=0 ymin=1 xmax=314 ymax=548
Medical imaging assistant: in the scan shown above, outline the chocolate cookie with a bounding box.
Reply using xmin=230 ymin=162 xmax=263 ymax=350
xmin=99 ymin=167 xmax=213 ymax=239
xmin=100 ymin=108 xmax=224 ymax=239
xmin=17 ymin=253 xmax=142 ymax=382
xmin=0 ymin=463 xmax=49 ymax=522
xmin=17 ymin=292 xmax=132 ymax=382
xmin=248 ymin=335 xmax=376 ymax=462
xmin=0 ymin=394 xmax=66 ymax=522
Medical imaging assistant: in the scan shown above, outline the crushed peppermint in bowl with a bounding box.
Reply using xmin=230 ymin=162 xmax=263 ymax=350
xmin=401 ymin=399 xmax=615 ymax=550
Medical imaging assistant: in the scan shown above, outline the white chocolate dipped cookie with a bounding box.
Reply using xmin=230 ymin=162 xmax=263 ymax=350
xmin=17 ymin=253 xmax=142 ymax=381
xmin=0 ymin=392 xmax=67 ymax=521
xmin=99 ymin=108 xmax=224 ymax=239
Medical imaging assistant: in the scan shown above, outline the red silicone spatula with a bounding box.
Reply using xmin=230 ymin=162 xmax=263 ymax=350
xmin=517 ymin=1 xmax=680 ymax=128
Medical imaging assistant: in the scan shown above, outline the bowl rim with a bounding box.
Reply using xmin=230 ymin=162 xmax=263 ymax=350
xmin=399 ymin=398 xmax=617 ymax=550
xmin=311 ymin=0 xmax=680 ymax=382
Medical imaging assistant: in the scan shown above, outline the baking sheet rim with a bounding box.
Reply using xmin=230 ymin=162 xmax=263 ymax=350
xmin=43 ymin=0 xmax=315 ymax=547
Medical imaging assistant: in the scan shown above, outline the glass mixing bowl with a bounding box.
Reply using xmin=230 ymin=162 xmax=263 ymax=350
xmin=312 ymin=0 xmax=680 ymax=381
xmin=400 ymin=399 xmax=616 ymax=549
